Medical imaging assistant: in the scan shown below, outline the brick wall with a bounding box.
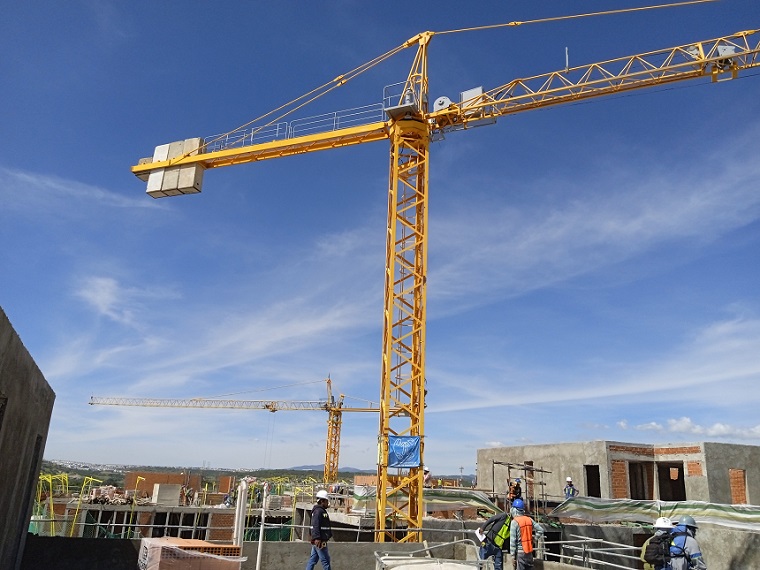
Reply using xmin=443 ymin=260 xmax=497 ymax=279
xmin=125 ymin=472 xmax=202 ymax=498
xmin=609 ymin=445 xmax=655 ymax=457
xmin=729 ymin=468 xmax=747 ymax=504
xmin=654 ymin=446 xmax=702 ymax=455
xmin=645 ymin=462 xmax=655 ymax=498
xmin=208 ymin=512 xmax=234 ymax=541
xmin=687 ymin=461 xmax=704 ymax=476
xmin=218 ymin=476 xmax=236 ymax=494
xmin=611 ymin=460 xmax=628 ymax=499
xmin=608 ymin=444 xmax=702 ymax=457
xmin=353 ymin=475 xmax=378 ymax=486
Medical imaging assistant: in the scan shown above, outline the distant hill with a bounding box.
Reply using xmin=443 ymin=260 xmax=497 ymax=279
xmin=41 ymin=460 xmax=473 ymax=487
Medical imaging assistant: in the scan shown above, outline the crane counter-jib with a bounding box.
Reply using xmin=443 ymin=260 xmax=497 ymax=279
xmin=131 ymin=121 xmax=392 ymax=198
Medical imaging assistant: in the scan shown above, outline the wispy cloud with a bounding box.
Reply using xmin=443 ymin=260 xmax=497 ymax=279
xmin=0 ymin=167 xmax=157 ymax=216
xmin=74 ymin=275 xmax=178 ymax=326
xmin=428 ymin=127 xmax=760 ymax=311
xmin=429 ymin=313 xmax=760 ymax=412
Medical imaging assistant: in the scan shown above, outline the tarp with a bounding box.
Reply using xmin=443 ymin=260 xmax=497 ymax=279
xmin=550 ymin=496 xmax=760 ymax=531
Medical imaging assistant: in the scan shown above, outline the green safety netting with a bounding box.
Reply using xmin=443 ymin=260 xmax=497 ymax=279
xmin=550 ymin=496 xmax=760 ymax=531
xmin=244 ymin=519 xmax=293 ymax=541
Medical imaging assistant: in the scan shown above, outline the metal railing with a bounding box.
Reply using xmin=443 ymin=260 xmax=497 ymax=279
xmin=543 ymin=534 xmax=642 ymax=569
xmin=203 ymin=102 xmax=385 ymax=153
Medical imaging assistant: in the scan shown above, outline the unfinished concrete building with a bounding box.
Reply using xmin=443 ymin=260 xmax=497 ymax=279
xmin=0 ymin=307 xmax=56 ymax=570
xmin=477 ymin=440 xmax=760 ymax=506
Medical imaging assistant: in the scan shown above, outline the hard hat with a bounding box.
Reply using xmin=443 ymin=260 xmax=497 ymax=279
xmin=512 ymin=498 xmax=525 ymax=510
xmin=423 ymin=466 xmax=429 ymax=472
xmin=316 ymin=490 xmax=329 ymax=500
xmin=654 ymin=517 xmax=674 ymax=529
xmin=515 ymin=478 xmax=521 ymax=483
xmin=678 ymin=515 xmax=698 ymax=529
xmin=566 ymin=476 xmax=573 ymax=482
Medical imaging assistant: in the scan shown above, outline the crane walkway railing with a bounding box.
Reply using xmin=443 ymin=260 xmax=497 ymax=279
xmin=202 ymin=80 xmax=419 ymax=154
xmin=203 ymin=102 xmax=386 ymax=154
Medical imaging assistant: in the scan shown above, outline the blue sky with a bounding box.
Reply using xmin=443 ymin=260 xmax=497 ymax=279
xmin=2 ymin=1 xmax=760 ymax=476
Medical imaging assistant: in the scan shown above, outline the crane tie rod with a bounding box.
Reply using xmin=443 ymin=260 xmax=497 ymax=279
xmin=200 ymin=43 xmax=408 ymax=154
xmin=436 ymin=0 xmax=718 ymax=35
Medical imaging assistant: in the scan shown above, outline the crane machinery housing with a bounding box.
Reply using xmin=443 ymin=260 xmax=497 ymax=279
xmin=129 ymin=3 xmax=760 ymax=542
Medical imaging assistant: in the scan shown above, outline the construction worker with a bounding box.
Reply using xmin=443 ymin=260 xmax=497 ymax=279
xmin=640 ymin=516 xmax=674 ymax=570
xmin=508 ymin=478 xmax=522 ymax=504
xmin=563 ymin=477 xmax=579 ymax=500
xmin=306 ymin=489 xmax=333 ymax=570
xmin=423 ymin=466 xmax=432 ymax=488
xmin=476 ymin=510 xmax=512 ymax=570
xmin=670 ymin=515 xmax=706 ymax=570
xmin=509 ymin=498 xmax=544 ymax=570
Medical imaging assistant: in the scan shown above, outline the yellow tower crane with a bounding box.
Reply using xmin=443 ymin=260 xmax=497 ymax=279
xmin=89 ymin=378 xmax=384 ymax=485
xmin=129 ymin=4 xmax=760 ymax=541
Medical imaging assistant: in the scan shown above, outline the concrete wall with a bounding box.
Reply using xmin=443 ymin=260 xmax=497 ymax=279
xmin=0 ymin=307 xmax=56 ymax=570
xmin=22 ymin=524 xmax=760 ymax=570
xmin=479 ymin=440 xmax=760 ymax=505
xmin=703 ymin=442 xmax=760 ymax=504
xmin=17 ymin=537 xmax=592 ymax=570
xmin=477 ymin=441 xmax=609 ymax=501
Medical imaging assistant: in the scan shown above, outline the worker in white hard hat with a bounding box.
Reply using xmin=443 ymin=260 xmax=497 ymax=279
xmin=640 ymin=517 xmax=674 ymax=570
xmin=563 ymin=477 xmax=579 ymax=500
xmin=423 ymin=466 xmax=432 ymax=488
xmin=306 ymin=489 xmax=333 ymax=570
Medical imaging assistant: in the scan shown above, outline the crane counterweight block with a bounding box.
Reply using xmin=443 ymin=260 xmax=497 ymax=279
xmin=140 ymin=137 xmax=206 ymax=198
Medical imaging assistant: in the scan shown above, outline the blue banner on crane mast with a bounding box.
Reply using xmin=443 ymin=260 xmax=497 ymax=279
xmin=388 ymin=436 xmax=421 ymax=468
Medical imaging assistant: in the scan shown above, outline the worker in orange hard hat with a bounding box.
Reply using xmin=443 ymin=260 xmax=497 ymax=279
xmin=508 ymin=478 xmax=522 ymax=505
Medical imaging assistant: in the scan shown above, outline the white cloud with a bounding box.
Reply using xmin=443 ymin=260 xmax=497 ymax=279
xmin=626 ymin=417 xmax=760 ymax=441
xmin=75 ymin=276 xmax=138 ymax=326
xmin=634 ymin=421 xmax=664 ymax=432
xmin=0 ymin=167 xmax=157 ymax=216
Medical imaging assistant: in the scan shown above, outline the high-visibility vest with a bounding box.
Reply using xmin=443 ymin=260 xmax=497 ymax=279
xmin=514 ymin=515 xmax=534 ymax=554
xmin=493 ymin=517 xmax=511 ymax=548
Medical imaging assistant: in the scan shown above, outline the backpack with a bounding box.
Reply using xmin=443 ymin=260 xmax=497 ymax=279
xmin=643 ymin=533 xmax=671 ymax=566
xmin=669 ymin=531 xmax=691 ymax=562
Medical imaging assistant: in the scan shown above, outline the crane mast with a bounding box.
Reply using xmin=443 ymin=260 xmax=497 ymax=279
xmin=129 ymin=26 xmax=760 ymax=543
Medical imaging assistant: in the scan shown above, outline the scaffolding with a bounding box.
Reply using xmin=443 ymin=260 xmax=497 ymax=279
xmin=491 ymin=460 xmax=552 ymax=514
